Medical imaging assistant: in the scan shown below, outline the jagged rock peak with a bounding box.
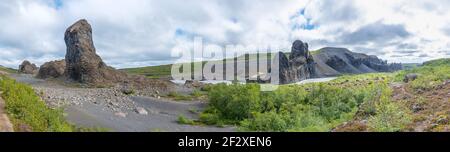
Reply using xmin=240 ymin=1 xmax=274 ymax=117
xmin=290 ymin=40 xmax=310 ymax=59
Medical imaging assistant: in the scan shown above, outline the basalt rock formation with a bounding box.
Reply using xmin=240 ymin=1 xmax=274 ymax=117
xmin=18 ymin=60 xmax=38 ymax=75
xmin=277 ymin=40 xmax=316 ymax=84
xmin=37 ymin=60 xmax=66 ymax=79
xmin=64 ymin=19 xmax=126 ymax=85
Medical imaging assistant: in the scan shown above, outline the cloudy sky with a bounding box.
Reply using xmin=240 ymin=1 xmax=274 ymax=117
xmin=0 ymin=0 xmax=450 ymax=68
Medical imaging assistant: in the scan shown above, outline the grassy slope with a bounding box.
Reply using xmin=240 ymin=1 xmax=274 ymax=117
xmin=0 ymin=66 xmax=17 ymax=74
xmin=122 ymin=64 xmax=173 ymax=79
xmin=395 ymin=58 xmax=450 ymax=90
xmin=0 ymin=76 xmax=73 ymax=132
xmin=0 ymin=76 xmax=109 ymax=132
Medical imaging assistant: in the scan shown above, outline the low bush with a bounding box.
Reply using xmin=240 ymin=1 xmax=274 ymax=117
xmin=177 ymin=115 xmax=196 ymax=125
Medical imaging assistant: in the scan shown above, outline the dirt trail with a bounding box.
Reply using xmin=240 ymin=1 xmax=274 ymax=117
xmin=0 ymin=92 xmax=14 ymax=132
xmin=391 ymin=81 xmax=450 ymax=132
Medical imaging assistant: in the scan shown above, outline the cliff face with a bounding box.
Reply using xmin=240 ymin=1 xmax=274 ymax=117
xmin=311 ymin=47 xmax=402 ymax=78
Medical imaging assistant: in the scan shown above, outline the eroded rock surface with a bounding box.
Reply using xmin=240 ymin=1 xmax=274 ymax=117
xmin=37 ymin=60 xmax=66 ymax=79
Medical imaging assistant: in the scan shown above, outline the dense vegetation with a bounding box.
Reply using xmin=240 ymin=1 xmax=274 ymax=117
xmin=199 ymin=73 xmax=412 ymax=132
xmin=0 ymin=76 xmax=73 ymax=132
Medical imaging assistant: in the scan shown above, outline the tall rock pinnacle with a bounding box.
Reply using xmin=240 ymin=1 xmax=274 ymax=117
xmin=64 ymin=19 xmax=125 ymax=85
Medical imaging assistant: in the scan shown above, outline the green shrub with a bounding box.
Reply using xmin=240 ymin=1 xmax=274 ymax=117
xmin=367 ymin=85 xmax=412 ymax=132
xmin=368 ymin=101 xmax=412 ymax=132
xmin=0 ymin=76 xmax=73 ymax=132
xmin=240 ymin=111 xmax=289 ymax=132
xmin=177 ymin=115 xmax=195 ymax=125
xmin=190 ymin=89 xmax=203 ymax=98
xmin=208 ymin=83 xmax=261 ymax=122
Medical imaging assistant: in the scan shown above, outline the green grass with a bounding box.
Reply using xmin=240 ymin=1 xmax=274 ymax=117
xmin=394 ymin=58 xmax=450 ymax=90
xmin=0 ymin=76 xmax=73 ymax=132
xmin=177 ymin=115 xmax=196 ymax=125
xmin=122 ymin=64 xmax=173 ymax=79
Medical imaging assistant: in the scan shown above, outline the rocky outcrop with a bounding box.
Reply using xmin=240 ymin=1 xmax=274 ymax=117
xmin=404 ymin=73 xmax=419 ymax=83
xmin=37 ymin=60 xmax=66 ymax=79
xmin=18 ymin=60 xmax=38 ymax=75
xmin=64 ymin=19 xmax=126 ymax=85
xmin=277 ymin=40 xmax=316 ymax=84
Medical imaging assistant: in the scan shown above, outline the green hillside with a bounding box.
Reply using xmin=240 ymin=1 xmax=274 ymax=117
xmin=0 ymin=66 xmax=16 ymax=73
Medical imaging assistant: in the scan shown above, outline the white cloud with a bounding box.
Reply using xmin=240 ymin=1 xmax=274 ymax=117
xmin=0 ymin=0 xmax=449 ymax=68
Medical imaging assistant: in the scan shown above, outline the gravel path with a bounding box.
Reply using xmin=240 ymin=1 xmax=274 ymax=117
xmin=11 ymin=74 xmax=234 ymax=132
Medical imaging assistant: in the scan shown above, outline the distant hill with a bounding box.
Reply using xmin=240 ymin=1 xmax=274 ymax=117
xmin=401 ymin=63 xmax=421 ymax=70
xmin=423 ymin=58 xmax=450 ymax=66
xmin=0 ymin=65 xmax=16 ymax=74
xmin=123 ymin=48 xmax=402 ymax=81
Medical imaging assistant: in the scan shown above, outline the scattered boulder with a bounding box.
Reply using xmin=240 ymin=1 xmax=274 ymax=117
xmin=114 ymin=112 xmax=127 ymax=118
xmin=37 ymin=60 xmax=66 ymax=79
xmin=184 ymin=80 xmax=203 ymax=88
xmin=64 ymin=19 xmax=126 ymax=85
xmin=135 ymin=107 xmax=148 ymax=115
xmin=120 ymin=85 xmax=135 ymax=95
xmin=412 ymin=104 xmax=424 ymax=113
xmin=404 ymin=73 xmax=419 ymax=83
xmin=18 ymin=60 xmax=38 ymax=74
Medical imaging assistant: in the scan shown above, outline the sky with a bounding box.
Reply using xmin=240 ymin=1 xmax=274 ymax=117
xmin=1 ymin=0 xmax=450 ymax=68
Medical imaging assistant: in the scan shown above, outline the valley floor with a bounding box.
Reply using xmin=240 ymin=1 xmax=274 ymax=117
xmin=11 ymin=74 xmax=234 ymax=132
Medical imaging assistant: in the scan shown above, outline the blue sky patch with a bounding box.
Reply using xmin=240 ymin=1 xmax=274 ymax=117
xmin=54 ymin=0 xmax=63 ymax=9
xmin=291 ymin=8 xmax=317 ymax=30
